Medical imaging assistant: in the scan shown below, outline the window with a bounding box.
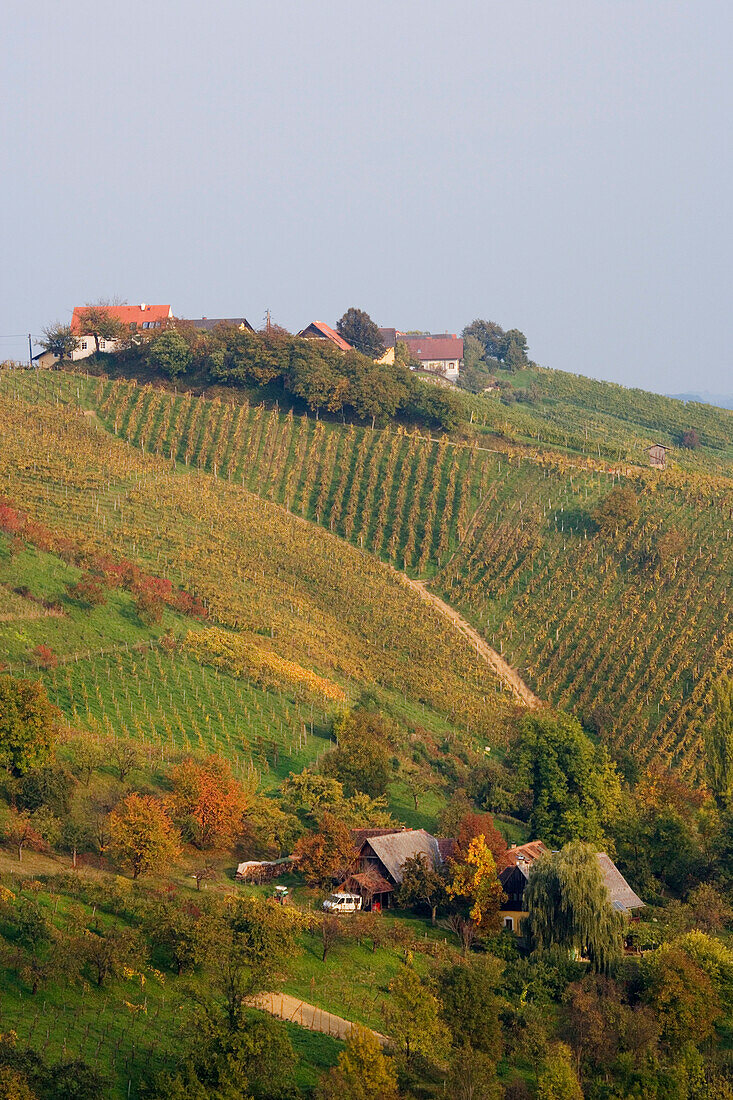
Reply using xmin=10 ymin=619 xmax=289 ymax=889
xmin=99 ymin=340 xmax=105 ymax=349
xmin=142 ymin=321 xmax=149 ymax=329
xmin=80 ymin=340 xmax=87 ymax=350
xmin=504 ymin=917 xmax=514 ymax=931
xmin=129 ymin=323 xmax=137 ymax=331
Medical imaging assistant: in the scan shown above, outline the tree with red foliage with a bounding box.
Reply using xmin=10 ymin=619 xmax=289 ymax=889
xmin=454 ymin=811 xmax=508 ymax=870
xmin=131 ymin=575 xmax=172 ymax=624
xmin=66 ymin=572 xmax=108 ymax=607
xmin=292 ymin=812 xmax=355 ymax=886
xmin=167 ymin=755 xmax=248 ymax=849
xmin=33 ymin=645 xmax=58 ymax=670
xmin=2 ymin=809 xmax=48 ymax=862
xmin=0 ymin=499 xmax=24 ymax=535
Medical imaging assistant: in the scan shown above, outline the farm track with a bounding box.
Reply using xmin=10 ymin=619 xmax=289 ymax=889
xmin=251 ymin=991 xmax=387 ymax=1045
xmin=397 ymin=573 xmax=542 ymax=709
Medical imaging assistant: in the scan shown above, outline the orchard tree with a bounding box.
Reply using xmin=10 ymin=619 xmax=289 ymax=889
xmin=524 ymin=841 xmax=623 ymax=973
xmin=454 ymin=811 xmax=508 ymax=869
xmin=336 ymin=308 xmax=386 ymax=359
xmin=147 ymin=328 xmax=192 ymax=379
xmin=317 ymin=1024 xmax=399 ymax=1100
xmin=38 ymin=323 xmax=78 ymax=364
xmin=167 ymin=755 xmax=248 ymax=848
xmin=705 ymin=676 xmax=733 ymax=810
xmin=83 ymin=926 xmax=145 ymax=987
xmin=447 ymin=835 xmax=504 ymax=932
xmin=2 ymin=809 xmax=46 ymax=863
xmin=0 ymin=676 xmax=59 ymax=775
xmin=108 ymin=793 xmax=180 ymax=879
xmin=681 ymin=428 xmax=700 ymax=449
xmin=536 ymin=1043 xmax=583 ymax=1100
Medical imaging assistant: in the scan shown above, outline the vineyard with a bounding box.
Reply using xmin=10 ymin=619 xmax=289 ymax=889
xmin=0 ymin=373 xmax=514 ymax=750
xmin=3 ymin=367 xmax=733 ymax=778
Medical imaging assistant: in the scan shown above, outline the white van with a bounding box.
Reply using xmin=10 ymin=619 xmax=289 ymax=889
xmin=322 ymin=892 xmax=363 ymax=913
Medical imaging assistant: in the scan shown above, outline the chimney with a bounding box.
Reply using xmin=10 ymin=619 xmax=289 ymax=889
xmin=140 ymin=303 xmax=147 ymax=311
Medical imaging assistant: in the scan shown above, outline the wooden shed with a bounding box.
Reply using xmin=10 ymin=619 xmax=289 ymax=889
xmin=648 ymin=444 xmax=669 ymax=469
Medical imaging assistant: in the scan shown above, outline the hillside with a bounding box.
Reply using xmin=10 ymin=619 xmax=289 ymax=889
xmin=39 ymin=367 xmax=731 ymax=779
xmin=0 ymin=371 xmax=514 ymax=751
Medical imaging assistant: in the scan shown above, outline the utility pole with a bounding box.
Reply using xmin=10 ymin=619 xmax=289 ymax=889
xmin=28 ymin=333 xmax=33 ymax=367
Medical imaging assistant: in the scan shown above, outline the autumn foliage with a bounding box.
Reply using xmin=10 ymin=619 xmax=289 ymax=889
xmin=167 ymin=755 xmax=248 ymax=849
xmin=109 ymin=793 xmax=181 ymax=879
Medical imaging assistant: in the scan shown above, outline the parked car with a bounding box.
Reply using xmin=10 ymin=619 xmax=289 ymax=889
xmin=322 ymin=892 xmax=362 ymax=913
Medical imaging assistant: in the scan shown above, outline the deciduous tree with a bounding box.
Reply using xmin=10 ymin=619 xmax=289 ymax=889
xmin=38 ymin=323 xmax=78 ymax=364
xmin=383 ymin=967 xmax=450 ymax=1070
xmin=399 ymin=852 xmax=448 ymax=925
xmin=706 ymin=676 xmax=733 ymax=810
xmin=316 ymin=1024 xmax=399 ymax=1100
xmin=167 ymin=755 xmax=248 ymax=849
xmin=447 ymin=835 xmax=504 ymax=932
xmin=0 ymin=677 xmax=58 ymax=776
xmin=109 ymin=793 xmax=180 ymax=879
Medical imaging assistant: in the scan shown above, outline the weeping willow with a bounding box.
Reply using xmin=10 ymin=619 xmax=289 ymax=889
xmin=523 ymin=841 xmax=623 ymax=973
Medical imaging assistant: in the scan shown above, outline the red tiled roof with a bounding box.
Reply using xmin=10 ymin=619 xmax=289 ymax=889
xmin=401 ymin=335 xmax=463 ymax=362
xmin=504 ymin=840 xmax=549 ymax=866
xmin=297 ymin=320 xmax=352 ymax=352
xmin=71 ymin=304 xmax=172 ymax=333
xmin=437 ymin=838 xmax=457 ymax=862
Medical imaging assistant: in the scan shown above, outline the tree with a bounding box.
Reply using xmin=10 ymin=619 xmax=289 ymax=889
xmin=642 ymin=943 xmax=721 ymax=1048
xmin=454 ymin=811 xmax=508 ymax=869
xmin=150 ymin=900 xmax=214 ymax=975
xmin=280 ymin=772 xmax=344 ymax=822
xmin=399 ymin=853 xmax=448 ymax=925
xmin=108 ymin=793 xmax=180 ymax=879
xmin=74 ymin=304 xmax=127 ymax=354
xmin=316 ymin=1024 xmax=399 ymax=1100
xmin=517 ymin=710 xmax=620 ymax=847
xmin=147 ymin=328 xmax=192 ymax=379
xmin=383 ymin=968 xmax=450 ymax=1070
xmin=320 ymin=914 xmax=343 ymax=962
xmin=462 ymin=320 xmax=507 ymax=361
xmin=438 ymin=956 xmax=504 ymax=1054
xmin=536 ymin=1043 xmax=583 ymax=1100
xmin=38 ymin=323 xmax=78 ymax=364
xmin=447 ymin=835 xmax=504 ymax=932
xmin=706 ymin=676 xmax=733 ymax=810
xmin=1 ymin=809 xmax=46 ymax=863
xmin=593 ymin=485 xmax=640 ymax=537
xmin=322 ymin=709 xmax=392 ymax=798
xmin=503 ymin=329 xmax=529 ymax=371
xmin=681 ymin=428 xmax=700 ymax=449
xmin=83 ymin=926 xmax=145 ymax=986
xmin=167 ymin=755 xmax=248 ymax=849
xmin=346 ymin=357 xmax=407 ymax=428
xmin=524 ymin=841 xmax=623 ymax=973
xmin=287 ymin=341 xmax=348 ymax=418
xmin=336 ymin=308 xmax=386 ymax=359
xmin=212 ymin=895 xmax=300 ymax=1026
xmin=105 ymin=736 xmax=142 ymax=782
xmin=445 ymin=1045 xmax=502 ymax=1100
xmin=0 ymin=676 xmax=58 ymax=776
xmin=292 ymin=811 xmax=355 ymax=886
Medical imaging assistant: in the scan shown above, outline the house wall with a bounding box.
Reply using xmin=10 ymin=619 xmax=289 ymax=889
xmin=417 ymin=358 xmax=461 ymax=380
xmin=501 ymin=909 xmax=528 ymax=935
xmin=376 ymin=346 xmax=395 ymax=365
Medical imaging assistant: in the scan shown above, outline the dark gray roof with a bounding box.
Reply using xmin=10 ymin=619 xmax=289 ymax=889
xmin=366 ymin=829 xmax=441 ymax=885
xmin=597 ymin=853 xmax=644 ymax=911
xmin=185 ymin=317 xmax=253 ymax=332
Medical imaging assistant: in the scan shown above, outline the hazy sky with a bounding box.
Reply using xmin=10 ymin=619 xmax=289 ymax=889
xmin=2 ymin=1 xmax=731 ymax=393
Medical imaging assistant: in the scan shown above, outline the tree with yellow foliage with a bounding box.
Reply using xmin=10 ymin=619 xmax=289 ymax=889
xmin=447 ymin=835 xmax=505 ymax=933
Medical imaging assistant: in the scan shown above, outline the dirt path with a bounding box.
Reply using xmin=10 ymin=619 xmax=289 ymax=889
xmin=398 ymin=574 xmax=542 ymax=710
xmin=250 ymin=992 xmax=387 ymax=1045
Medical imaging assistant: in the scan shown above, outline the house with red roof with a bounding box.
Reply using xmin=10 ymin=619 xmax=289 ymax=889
xmin=399 ymin=333 xmax=463 ymax=380
xmin=297 ymin=320 xmax=352 ymax=352
xmin=69 ymin=303 xmax=173 ymax=361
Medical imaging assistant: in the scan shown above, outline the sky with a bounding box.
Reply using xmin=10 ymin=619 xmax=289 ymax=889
xmin=2 ymin=0 xmax=731 ymax=394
